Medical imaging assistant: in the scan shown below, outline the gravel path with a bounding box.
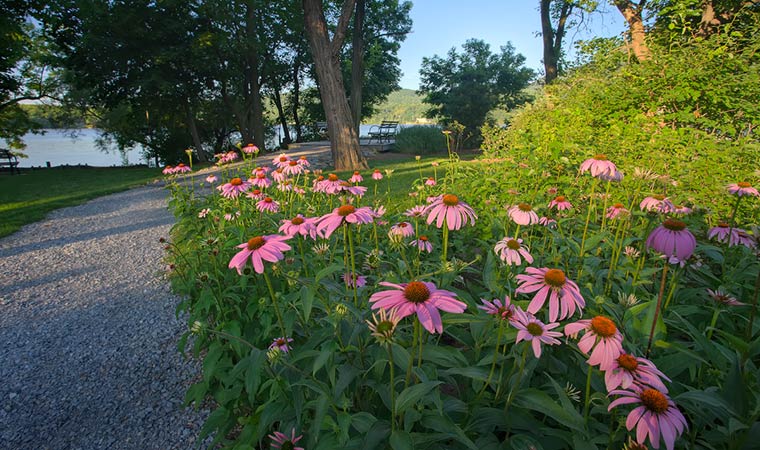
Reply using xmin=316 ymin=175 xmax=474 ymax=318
xmin=0 ymin=184 xmax=207 ymax=450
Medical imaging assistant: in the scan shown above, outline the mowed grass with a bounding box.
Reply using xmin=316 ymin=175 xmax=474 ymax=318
xmin=0 ymin=166 xmax=162 ymax=238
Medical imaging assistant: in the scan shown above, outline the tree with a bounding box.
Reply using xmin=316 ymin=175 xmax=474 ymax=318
xmin=419 ymin=39 xmax=534 ymax=140
xmin=610 ymin=0 xmax=651 ymax=60
xmin=302 ymin=0 xmax=367 ymax=170
xmin=540 ymin=1 xmax=597 ymax=83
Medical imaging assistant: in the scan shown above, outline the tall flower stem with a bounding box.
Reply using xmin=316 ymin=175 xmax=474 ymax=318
xmin=405 ymin=321 xmax=420 ymax=388
xmin=746 ymin=267 xmax=760 ymax=340
xmin=442 ymin=219 xmax=450 ymax=262
xmin=478 ymin=320 xmax=505 ymax=397
xmin=583 ymin=363 xmax=593 ymax=424
xmin=706 ymin=307 xmax=720 ymax=341
xmin=347 ymin=225 xmax=358 ymax=306
xmin=646 ymin=262 xmax=670 ymax=356
xmin=387 ymin=344 xmax=397 ymax=432
xmin=263 ymin=271 xmax=286 ymax=337
xmin=504 ymin=344 xmax=529 ymax=438
xmin=578 ymin=178 xmax=599 ymax=280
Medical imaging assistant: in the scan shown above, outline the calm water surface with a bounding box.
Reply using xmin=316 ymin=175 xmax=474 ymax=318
xmin=17 ymin=129 xmax=145 ymax=168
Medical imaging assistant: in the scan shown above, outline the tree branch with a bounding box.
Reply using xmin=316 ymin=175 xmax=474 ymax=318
xmin=330 ymin=0 xmax=355 ymax=55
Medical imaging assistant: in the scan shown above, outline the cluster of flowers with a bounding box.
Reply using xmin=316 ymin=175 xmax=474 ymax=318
xmin=214 ymin=150 xmax=239 ymax=165
xmin=161 ymin=163 xmax=192 ymax=175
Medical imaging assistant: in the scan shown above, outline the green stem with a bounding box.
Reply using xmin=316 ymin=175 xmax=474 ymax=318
xmin=746 ymin=267 xmax=760 ymax=340
xmin=388 ymin=344 xmax=397 ymax=432
xmin=478 ymin=320 xmax=504 ymax=396
xmin=646 ymin=263 xmax=670 ymax=356
xmin=578 ymin=179 xmax=599 ymax=280
xmin=583 ymin=363 xmax=593 ymax=424
xmin=405 ymin=321 xmax=419 ymax=388
xmin=706 ymin=307 xmax=720 ymax=341
xmin=442 ymin=219 xmax=449 ymax=263
xmin=347 ymin=225 xmax=358 ymax=306
xmin=263 ymin=271 xmax=287 ymax=337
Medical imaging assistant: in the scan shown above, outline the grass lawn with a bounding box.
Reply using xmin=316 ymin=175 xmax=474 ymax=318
xmin=0 ymin=166 xmax=162 ymax=238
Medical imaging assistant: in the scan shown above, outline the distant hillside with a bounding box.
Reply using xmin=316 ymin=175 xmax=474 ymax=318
xmin=366 ymin=89 xmax=430 ymax=124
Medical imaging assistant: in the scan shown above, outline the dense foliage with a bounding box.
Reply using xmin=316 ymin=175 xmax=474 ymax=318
xmin=165 ymin=147 xmax=759 ymax=449
xmin=394 ymin=126 xmax=447 ymax=154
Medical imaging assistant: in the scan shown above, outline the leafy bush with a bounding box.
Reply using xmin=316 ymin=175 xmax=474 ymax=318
xmin=394 ymin=125 xmax=447 ymax=154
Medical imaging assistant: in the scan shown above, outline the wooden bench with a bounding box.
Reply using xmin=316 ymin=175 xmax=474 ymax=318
xmin=314 ymin=121 xmax=329 ymax=139
xmin=0 ymin=149 xmax=20 ymax=174
xmin=367 ymin=120 xmax=399 ymax=144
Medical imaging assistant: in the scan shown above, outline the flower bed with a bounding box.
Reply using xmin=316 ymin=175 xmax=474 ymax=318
xmin=164 ymin=151 xmax=759 ymax=450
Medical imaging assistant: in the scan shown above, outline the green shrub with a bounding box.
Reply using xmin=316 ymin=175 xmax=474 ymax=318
xmin=393 ymin=125 xmax=447 ymax=154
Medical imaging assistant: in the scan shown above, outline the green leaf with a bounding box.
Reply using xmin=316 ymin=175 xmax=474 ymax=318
xmin=315 ymin=263 xmax=344 ymax=283
xmin=361 ymin=420 xmax=391 ymax=450
xmin=244 ymin=348 xmax=266 ymax=400
xmin=351 ymin=412 xmax=377 ymax=433
xmin=301 ymin=285 xmax=315 ymax=322
xmin=512 ymin=388 xmax=585 ymax=432
xmin=389 ymin=430 xmax=415 ymax=450
xmin=395 ymin=381 xmax=442 ymax=414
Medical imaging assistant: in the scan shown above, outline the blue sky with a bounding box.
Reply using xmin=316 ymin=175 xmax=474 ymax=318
xmin=396 ymin=0 xmax=627 ymax=89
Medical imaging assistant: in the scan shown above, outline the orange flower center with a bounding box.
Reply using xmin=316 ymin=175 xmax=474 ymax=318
xmin=230 ymin=178 xmax=243 ymax=186
xmin=291 ymin=217 xmax=304 ymax=225
xmin=264 ymin=197 xmax=273 ymax=203
xmin=617 ymin=354 xmax=639 ymax=371
xmin=640 ymin=388 xmax=669 ymax=414
xmin=506 ymin=239 xmax=520 ymax=250
xmin=252 ymin=189 xmax=261 ymax=195
xmin=404 ymin=281 xmax=431 ymax=304
xmin=526 ymin=322 xmax=544 ymax=336
xmin=663 ymin=218 xmax=686 ymax=231
xmin=317 ymin=176 xmax=325 ymax=182
xmin=257 ymin=173 xmax=266 ymax=179
xmin=177 ymin=163 xmax=186 ymax=167
xmin=279 ymin=156 xmax=288 ymax=162
xmin=554 ymin=196 xmax=566 ymax=203
xmin=247 ymin=236 xmax=265 ymax=250
xmin=338 ymin=205 xmax=356 ymax=217
xmin=590 ymin=316 xmax=617 ymax=337
xmin=419 ymin=235 xmax=429 ymax=241
xmin=399 ymin=222 xmax=408 ymax=228
xmin=594 ymin=154 xmax=607 ymax=160
xmin=718 ymin=221 xmax=729 ymax=228
xmin=300 ymin=156 xmax=307 ymax=160
xmin=288 ymin=160 xmax=298 ymax=166
xmin=373 ymin=169 xmax=381 ymax=174
xmin=328 ymin=174 xmax=339 ymax=182
xmin=653 ymin=194 xmax=665 ymax=200
xmin=428 ymin=177 xmax=434 ymax=181
xmin=442 ymin=194 xmax=459 ymax=206
xmin=738 ymin=182 xmax=751 ymax=188
xmin=613 ymin=203 xmax=624 ymax=209
xmin=353 ymin=171 xmax=360 ymax=175
xmin=340 ymin=181 xmax=351 ymax=187
xmin=275 ymin=338 xmax=287 ymax=346
xmin=518 ymin=203 xmax=532 ymax=212
xmin=544 ymin=269 xmax=566 ymax=288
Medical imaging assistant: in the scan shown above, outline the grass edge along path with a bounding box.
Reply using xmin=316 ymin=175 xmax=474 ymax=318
xmin=0 ymin=166 xmax=163 ymax=238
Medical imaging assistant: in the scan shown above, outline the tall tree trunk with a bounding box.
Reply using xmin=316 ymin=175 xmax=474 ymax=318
xmin=350 ymin=0 xmax=365 ymax=136
xmin=222 ymin=86 xmax=253 ymax=145
xmin=245 ymin=2 xmax=266 ymax=152
xmin=185 ymin=106 xmax=208 ymax=162
xmin=272 ymin=85 xmax=292 ymax=145
xmin=612 ymin=0 xmax=650 ymax=61
xmin=292 ymin=61 xmax=303 ymax=142
xmin=540 ymin=0 xmax=558 ymax=84
xmin=302 ymin=0 xmax=367 ymax=170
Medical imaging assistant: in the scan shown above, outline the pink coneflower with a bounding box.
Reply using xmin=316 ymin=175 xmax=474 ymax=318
xmin=508 ymin=203 xmax=539 ymax=226
xmin=640 ymin=195 xmax=675 ymax=213
xmin=256 ymin=197 xmax=280 ymax=213
xmin=283 ymin=160 xmax=303 ymax=176
xmin=727 ymin=182 xmax=759 ymax=197
xmin=425 ymin=177 xmax=436 ymax=186
xmin=343 ymin=272 xmax=367 ymax=288
xmin=297 ymin=155 xmax=310 ymax=167
xmin=218 ymin=151 xmax=239 ymax=164
xmin=539 ymin=216 xmax=557 ymax=228
xmin=624 ymin=246 xmax=640 ymax=258
xmin=598 ymin=169 xmax=624 ymax=182
xmin=369 ymin=280 xmax=467 ymax=334
xmin=242 ymin=143 xmax=259 ymax=155
xmin=646 ymin=219 xmax=697 ymax=262
xmin=478 ymin=296 xmax=517 ymax=321
xmin=371 ymin=169 xmax=383 ymax=180
xmin=410 ymin=235 xmax=433 ymax=252
xmin=272 ymin=168 xmax=287 ymax=183
xmin=546 ymin=187 xmax=558 ymax=195
xmin=604 ymin=353 xmax=670 ymax=392
xmin=246 ymin=189 xmax=264 ymax=200
xmin=515 ymin=267 xmax=585 ymax=322
xmin=312 ymin=175 xmax=326 ymax=193
xmin=404 ymin=205 xmax=427 ymax=218
xmin=254 ymin=166 xmax=271 ymax=174
xmin=371 ymin=205 xmax=386 ymax=218
xmin=732 ymin=229 xmax=756 ymax=249
xmin=706 ymin=288 xmax=744 ymax=306
xmin=268 ymin=428 xmax=304 ymax=450
xmin=548 ymin=195 xmax=572 ymax=211
xmin=366 ymin=308 xmax=402 ymax=344
xmin=316 ymin=204 xmax=374 ymax=238
xmin=340 ymin=181 xmax=367 ymax=197
xmin=173 ymin=163 xmax=191 ymax=173
xmin=252 ymin=172 xmax=271 ymax=188
xmin=607 ymin=203 xmax=630 ymax=219
xmin=511 ymin=307 xmax=562 ymax=358
xmin=707 ymin=222 xmax=735 ymax=244
xmin=672 ymin=205 xmax=692 ymax=215
xmin=322 ymin=174 xmax=344 ymax=194
xmin=580 ymin=154 xmax=618 ymax=178
xmin=279 ymin=214 xmax=317 ymax=239
xmin=390 ymin=222 xmax=415 ymax=238
xmin=205 ymin=174 xmax=218 ymax=184
xmin=228 ymin=235 xmax=291 ymax=274
xmin=272 ymin=153 xmax=291 ymax=168
xmin=269 ymin=336 xmax=294 ymax=353
xmin=162 ymin=165 xmax=174 ymax=175
xmin=564 ymin=316 xmax=624 ymax=370
xmin=349 ymin=171 xmax=363 ymax=183
xmin=494 ymin=237 xmax=533 ymax=266
xmin=425 ymin=194 xmax=477 ymax=230
xmin=198 ymin=208 xmax=210 ymax=218
xmin=608 ymin=386 xmax=687 ymax=450
xmin=277 ymin=180 xmax=294 ymax=192
xmin=219 ymin=177 xmax=252 ymax=199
